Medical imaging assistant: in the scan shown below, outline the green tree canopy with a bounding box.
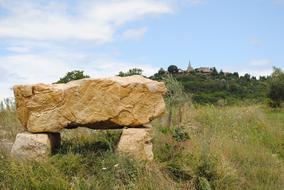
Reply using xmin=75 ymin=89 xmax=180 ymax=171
xmin=118 ymin=68 xmax=143 ymax=77
xmin=55 ymin=70 xmax=90 ymax=84
xmin=211 ymin=67 xmax=218 ymax=76
xmin=167 ymin=65 xmax=178 ymax=74
xmin=268 ymin=67 xmax=284 ymax=107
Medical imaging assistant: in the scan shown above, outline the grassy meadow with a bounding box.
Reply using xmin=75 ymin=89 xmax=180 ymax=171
xmin=0 ymin=81 xmax=283 ymax=190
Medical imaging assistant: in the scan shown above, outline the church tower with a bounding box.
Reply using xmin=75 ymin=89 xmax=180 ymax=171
xmin=187 ymin=60 xmax=194 ymax=72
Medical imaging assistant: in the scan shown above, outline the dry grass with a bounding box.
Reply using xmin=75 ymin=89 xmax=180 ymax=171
xmin=152 ymin=105 xmax=284 ymax=190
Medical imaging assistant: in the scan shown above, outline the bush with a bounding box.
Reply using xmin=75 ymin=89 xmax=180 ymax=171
xmin=55 ymin=70 xmax=90 ymax=84
xmin=172 ymin=127 xmax=190 ymax=142
xmin=117 ymin=68 xmax=143 ymax=77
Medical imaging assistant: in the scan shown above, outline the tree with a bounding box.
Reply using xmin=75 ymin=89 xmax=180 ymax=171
xmin=118 ymin=68 xmax=143 ymax=77
xmin=244 ymin=73 xmax=251 ymax=81
xmin=211 ymin=67 xmax=218 ymax=76
xmin=158 ymin=68 xmax=166 ymax=75
xmin=233 ymin=72 xmax=239 ymax=78
xmin=268 ymin=67 xmax=284 ymax=107
xmin=55 ymin=70 xmax=90 ymax=84
xmin=152 ymin=68 xmax=166 ymax=80
xmin=259 ymin=76 xmax=267 ymax=81
xmin=167 ymin=65 xmax=178 ymax=74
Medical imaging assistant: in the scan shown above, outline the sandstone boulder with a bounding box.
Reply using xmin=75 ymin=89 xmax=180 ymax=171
xmin=117 ymin=127 xmax=154 ymax=161
xmin=14 ymin=76 xmax=166 ymax=133
xmin=11 ymin=132 xmax=61 ymax=160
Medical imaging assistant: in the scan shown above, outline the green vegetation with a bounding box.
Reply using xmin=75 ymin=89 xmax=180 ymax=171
xmin=117 ymin=68 xmax=143 ymax=77
xmin=152 ymin=67 xmax=270 ymax=105
xmin=0 ymin=98 xmax=20 ymax=140
xmin=167 ymin=65 xmax=179 ymax=74
xmin=55 ymin=70 xmax=90 ymax=84
xmin=116 ymin=65 xmax=283 ymax=107
xmin=268 ymin=67 xmax=284 ymax=107
xmin=0 ymin=76 xmax=283 ymax=189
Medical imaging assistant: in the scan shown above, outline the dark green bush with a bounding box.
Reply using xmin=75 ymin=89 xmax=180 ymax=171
xmin=172 ymin=127 xmax=190 ymax=142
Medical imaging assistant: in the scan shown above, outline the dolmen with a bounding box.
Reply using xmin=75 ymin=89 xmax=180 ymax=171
xmin=11 ymin=75 xmax=166 ymax=161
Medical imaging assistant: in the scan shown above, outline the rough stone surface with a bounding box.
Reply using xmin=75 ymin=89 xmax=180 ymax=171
xmin=14 ymin=76 xmax=166 ymax=133
xmin=11 ymin=132 xmax=61 ymax=160
xmin=117 ymin=126 xmax=154 ymax=161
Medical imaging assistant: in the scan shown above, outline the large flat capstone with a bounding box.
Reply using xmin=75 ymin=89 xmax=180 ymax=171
xmin=13 ymin=76 xmax=166 ymax=133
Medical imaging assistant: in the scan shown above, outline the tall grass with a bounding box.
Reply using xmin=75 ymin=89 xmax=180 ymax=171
xmin=0 ymin=128 xmax=176 ymax=190
xmin=153 ymin=105 xmax=284 ymax=190
xmin=0 ymin=77 xmax=283 ymax=189
xmin=0 ymin=98 xmax=21 ymax=140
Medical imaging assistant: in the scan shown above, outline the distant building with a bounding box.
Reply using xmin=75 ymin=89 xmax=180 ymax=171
xmin=187 ymin=61 xmax=194 ymax=72
xmin=196 ymin=67 xmax=212 ymax=73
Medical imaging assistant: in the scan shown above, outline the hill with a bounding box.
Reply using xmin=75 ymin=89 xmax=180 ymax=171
xmin=152 ymin=66 xmax=269 ymax=105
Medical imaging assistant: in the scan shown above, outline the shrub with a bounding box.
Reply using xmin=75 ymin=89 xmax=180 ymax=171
xmin=117 ymin=68 xmax=143 ymax=77
xmin=172 ymin=127 xmax=190 ymax=142
xmin=55 ymin=70 xmax=90 ymax=84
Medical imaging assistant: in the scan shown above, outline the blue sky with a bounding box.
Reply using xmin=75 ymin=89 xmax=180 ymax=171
xmin=0 ymin=0 xmax=283 ymax=99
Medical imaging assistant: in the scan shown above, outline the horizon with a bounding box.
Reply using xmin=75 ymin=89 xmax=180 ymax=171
xmin=0 ymin=0 xmax=284 ymax=100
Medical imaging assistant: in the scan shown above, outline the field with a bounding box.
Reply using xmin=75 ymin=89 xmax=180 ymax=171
xmin=0 ymin=97 xmax=283 ymax=190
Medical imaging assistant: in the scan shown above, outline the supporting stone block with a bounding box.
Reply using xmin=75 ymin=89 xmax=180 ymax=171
xmin=117 ymin=126 xmax=153 ymax=161
xmin=11 ymin=132 xmax=61 ymax=160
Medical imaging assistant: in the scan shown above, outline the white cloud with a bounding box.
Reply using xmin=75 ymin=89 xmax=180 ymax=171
xmin=238 ymin=68 xmax=273 ymax=78
xmin=0 ymin=0 xmax=172 ymax=42
xmin=87 ymin=59 xmax=159 ymax=77
xmin=224 ymin=59 xmax=274 ymax=78
xmin=0 ymin=50 xmax=159 ymax=100
xmin=0 ymin=54 xmax=70 ymax=83
xmin=222 ymin=58 xmax=274 ymax=78
xmin=122 ymin=27 xmax=148 ymax=40
xmin=5 ymin=46 xmax=32 ymax=53
xmin=249 ymin=59 xmax=272 ymax=66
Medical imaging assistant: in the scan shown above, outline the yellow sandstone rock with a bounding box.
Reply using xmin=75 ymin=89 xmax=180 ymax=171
xmin=13 ymin=75 xmax=166 ymax=133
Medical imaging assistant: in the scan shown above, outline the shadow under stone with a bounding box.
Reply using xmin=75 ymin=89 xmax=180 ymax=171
xmin=58 ymin=141 xmax=112 ymax=155
xmin=57 ymin=130 xmax=123 ymax=156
